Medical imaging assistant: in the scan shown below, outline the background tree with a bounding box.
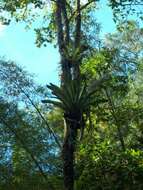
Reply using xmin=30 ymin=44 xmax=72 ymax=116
xmin=0 ymin=60 xmax=63 ymax=189
xmin=0 ymin=1 xmax=102 ymax=189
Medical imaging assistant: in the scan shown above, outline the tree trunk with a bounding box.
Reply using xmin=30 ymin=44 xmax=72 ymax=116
xmin=62 ymin=117 xmax=78 ymax=190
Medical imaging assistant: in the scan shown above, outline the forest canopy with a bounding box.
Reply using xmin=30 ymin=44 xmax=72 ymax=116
xmin=0 ymin=1 xmax=143 ymax=190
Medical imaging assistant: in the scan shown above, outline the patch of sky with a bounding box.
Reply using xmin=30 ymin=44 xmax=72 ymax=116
xmin=0 ymin=22 xmax=60 ymax=85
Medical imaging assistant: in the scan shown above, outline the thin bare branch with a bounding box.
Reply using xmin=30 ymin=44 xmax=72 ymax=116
xmin=19 ymin=86 xmax=62 ymax=149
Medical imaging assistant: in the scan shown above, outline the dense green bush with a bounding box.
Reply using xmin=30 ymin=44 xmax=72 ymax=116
xmin=76 ymin=148 xmax=143 ymax=190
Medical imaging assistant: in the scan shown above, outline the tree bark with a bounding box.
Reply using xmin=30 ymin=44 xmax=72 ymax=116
xmin=55 ymin=0 xmax=71 ymax=83
xmin=73 ymin=0 xmax=81 ymax=80
xmin=62 ymin=116 xmax=78 ymax=190
xmin=55 ymin=1 xmax=82 ymax=189
xmin=61 ymin=0 xmax=70 ymax=44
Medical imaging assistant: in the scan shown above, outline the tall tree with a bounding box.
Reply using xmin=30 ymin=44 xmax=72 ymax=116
xmin=0 ymin=1 xmax=101 ymax=189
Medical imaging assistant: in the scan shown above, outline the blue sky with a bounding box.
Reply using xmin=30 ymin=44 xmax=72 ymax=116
xmin=0 ymin=0 xmax=116 ymax=85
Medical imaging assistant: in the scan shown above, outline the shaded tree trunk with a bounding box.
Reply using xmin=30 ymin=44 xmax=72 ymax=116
xmin=55 ymin=1 xmax=82 ymax=189
xmin=62 ymin=116 xmax=78 ymax=190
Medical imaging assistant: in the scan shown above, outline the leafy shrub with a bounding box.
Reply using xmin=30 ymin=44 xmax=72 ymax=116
xmin=76 ymin=148 xmax=143 ymax=190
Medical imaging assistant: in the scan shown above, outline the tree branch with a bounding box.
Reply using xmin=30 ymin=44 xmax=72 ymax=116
xmin=18 ymin=86 xmax=62 ymax=149
xmin=61 ymin=0 xmax=70 ymax=44
xmin=121 ymin=3 xmax=143 ymax=6
xmin=55 ymin=0 xmax=64 ymax=54
xmin=69 ymin=0 xmax=95 ymax=22
xmin=75 ymin=0 xmax=81 ymax=48
xmin=0 ymin=64 xmax=62 ymax=149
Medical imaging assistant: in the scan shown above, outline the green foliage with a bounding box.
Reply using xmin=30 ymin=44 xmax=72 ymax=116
xmin=76 ymin=145 xmax=143 ymax=190
xmin=0 ymin=60 xmax=63 ymax=190
xmin=109 ymin=0 xmax=143 ymax=22
xmin=43 ymin=80 xmax=92 ymax=116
